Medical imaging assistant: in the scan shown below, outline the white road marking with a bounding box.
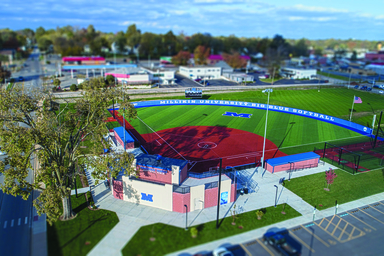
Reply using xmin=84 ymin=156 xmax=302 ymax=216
xmin=11 ymin=219 xmax=14 ymax=227
xmin=3 ymin=221 xmax=7 ymax=229
xmin=18 ymin=218 xmax=21 ymax=226
xmin=25 ymin=217 xmax=28 ymax=224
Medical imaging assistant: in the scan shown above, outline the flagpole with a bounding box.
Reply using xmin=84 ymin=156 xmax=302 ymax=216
xmin=349 ymin=95 xmax=355 ymax=121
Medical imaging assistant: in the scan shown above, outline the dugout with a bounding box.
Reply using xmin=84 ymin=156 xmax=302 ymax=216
xmin=265 ymin=152 xmax=320 ymax=173
xmin=113 ymin=127 xmax=135 ymax=149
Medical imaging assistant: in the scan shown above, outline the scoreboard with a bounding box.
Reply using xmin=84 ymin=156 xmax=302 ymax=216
xmin=185 ymin=88 xmax=203 ymax=98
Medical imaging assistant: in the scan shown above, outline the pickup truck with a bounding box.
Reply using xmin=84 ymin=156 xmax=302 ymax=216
xmin=263 ymin=229 xmax=301 ymax=256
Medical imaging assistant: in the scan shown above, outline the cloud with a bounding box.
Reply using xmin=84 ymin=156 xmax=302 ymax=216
xmin=0 ymin=0 xmax=383 ymax=40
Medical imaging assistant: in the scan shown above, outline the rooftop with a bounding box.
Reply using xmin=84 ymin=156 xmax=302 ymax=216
xmin=136 ymin=154 xmax=188 ymax=171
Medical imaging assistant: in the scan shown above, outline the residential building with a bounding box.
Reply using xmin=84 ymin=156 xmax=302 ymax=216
xmin=179 ymin=65 xmax=222 ymax=79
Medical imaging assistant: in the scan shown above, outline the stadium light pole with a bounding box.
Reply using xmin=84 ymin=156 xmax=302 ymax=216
xmin=216 ymin=158 xmax=223 ymax=229
xmin=261 ymin=89 xmax=273 ymax=170
xmin=122 ymin=80 xmax=126 ymax=151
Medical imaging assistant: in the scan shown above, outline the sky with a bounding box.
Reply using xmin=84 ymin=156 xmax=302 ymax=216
xmin=1 ymin=0 xmax=384 ymax=40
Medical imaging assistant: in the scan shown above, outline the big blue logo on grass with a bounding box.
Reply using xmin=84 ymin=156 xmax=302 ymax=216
xmin=141 ymin=193 xmax=153 ymax=202
xmin=222 ymin=112 xmax=252 ymax=118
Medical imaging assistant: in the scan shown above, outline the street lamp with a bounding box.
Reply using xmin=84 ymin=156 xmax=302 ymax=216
xmin=261 ymin=89 xmax=273 ymax=170
xmin=184 ymin=205 xmax=188 ymax=231
xmin=274 ymin=185 xmax=278 ymax=207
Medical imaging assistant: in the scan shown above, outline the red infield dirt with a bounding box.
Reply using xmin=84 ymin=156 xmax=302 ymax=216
xmin=109 ymin=110 xmax=286 ymax=173
xmin=141 ymin=126 xmax=287 ymax=173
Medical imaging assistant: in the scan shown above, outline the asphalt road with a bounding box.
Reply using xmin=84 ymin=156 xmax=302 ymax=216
xmin=0 ymin=48 xmax=41 ymax=256
xmin=10 ymin=48 xmax=44 ymax=90
xmin=205 ymin=201 xmax=384 ymax=256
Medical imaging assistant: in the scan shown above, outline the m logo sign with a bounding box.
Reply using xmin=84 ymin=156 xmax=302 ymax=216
xmin=141 ymin=193 xmax=153 ymax=202
xmin=222 ymin=112 xmax=252 ymax=118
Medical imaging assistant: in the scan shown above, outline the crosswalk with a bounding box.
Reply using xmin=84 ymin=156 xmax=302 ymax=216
xmin=1 ymin=217 xmax=30 ymax=229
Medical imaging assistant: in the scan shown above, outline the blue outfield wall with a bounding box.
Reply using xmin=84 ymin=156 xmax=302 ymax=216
xmin=111 ymin=99 xmax=373 ymax=137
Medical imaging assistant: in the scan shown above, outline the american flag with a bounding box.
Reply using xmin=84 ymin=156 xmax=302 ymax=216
xmin=354 ymin=96 xmax=362 ymax=104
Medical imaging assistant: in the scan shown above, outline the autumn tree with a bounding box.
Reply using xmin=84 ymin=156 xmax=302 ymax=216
xmin=194 ymin=45 xmax=210 ymax=65
xmin=171 ymin=51 xmax=190 ymax=66
xmin=222 ymin=52 xmax=247 ymax=69
xmin=0 ymin=85 xmax=137 ymax=224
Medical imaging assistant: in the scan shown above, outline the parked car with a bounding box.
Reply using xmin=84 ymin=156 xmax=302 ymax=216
xmin=263 ymin=229 xmax=301 ymax=256
xmin=194 ymin=78 xmax=202 ymax=82
xmin=354 ymin=85 xmax=359 ymax=89
xmin=379 ymin=90 xmax=384 ymax=94
xmin=367 ymin=87 xmax=372 ymax=91
xmin=212 ymin=247 xmax=234 ymax=256
xmin=360 ymin=86 xmax=367 ymax=90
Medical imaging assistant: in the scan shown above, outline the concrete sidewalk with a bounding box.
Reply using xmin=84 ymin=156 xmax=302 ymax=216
xmin=86 ymin=161 xmax=349 ymax=256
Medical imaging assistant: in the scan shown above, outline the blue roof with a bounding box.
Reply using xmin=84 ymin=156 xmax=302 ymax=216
xmin=136 ymin=154 xmax=188 ymax=171
xmin=266 ymin=152 xmax=320 ymax=166
xmin=113 ymin=127 xmax=135 ymax=143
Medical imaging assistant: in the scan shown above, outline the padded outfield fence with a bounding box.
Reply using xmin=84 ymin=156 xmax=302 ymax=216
xmin=314 ymin=140 xmax=384 ymax=174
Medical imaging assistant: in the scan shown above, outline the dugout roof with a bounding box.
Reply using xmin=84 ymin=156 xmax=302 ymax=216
xmin=266 ymin=152 xmax=320 ymax=166
xmin=113 ymin=127 xmax=135 ymax=143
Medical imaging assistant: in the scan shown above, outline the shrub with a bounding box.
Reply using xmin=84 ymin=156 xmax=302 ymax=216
xmin=46 ymin=60 xmax=51 ymax=64
xmin=77 ymin=83 xmax=83 ymax=90
xmin=256 ymin=210 xmax=264 ymax=219
xmin=70 ymin=84 xmax=77 ymax=91
xmin=53 ymin=78 xmax=61 ymax=86
xmin=190 ymin=227 xmax=198 ymax=238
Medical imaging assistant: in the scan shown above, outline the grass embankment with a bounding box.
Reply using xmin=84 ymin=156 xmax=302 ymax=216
xmin=259 ymin=77 xmax=283 ymax=83
xmin=284 ymin=168 xmax=384 ymax=209
xmin=47 ymin=193 xmax=119 ymax=256
xmin=317 ymin=71 xmax=361 ymax=82
xmin=123 ymin=204 xmax=300 ymax=256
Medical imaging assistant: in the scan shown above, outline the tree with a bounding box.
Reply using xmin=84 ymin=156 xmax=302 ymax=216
xmin=324 ymin=168 xmax=337 ymax=191
xmin=35 ymin=26 xmax=46 ymax=40
xmin=171 ymin=51 xmax=190 ymax=66
xmin=37 ymin=37 xmax=52 ymax=51
xmin=115 ymin=31 xmax=126 ymax=53
xmin=0 ymin=60 xmax=11 ymax=83
xmin=53 ymin=78 xmax=61 ymax=87
xmin=314 ymin=48 xmax=323 ymax=56
xmin=351 ymin=51 xmax=357 ymax=61
xmin=126 ymin=24 xmax=141 ymax=50
xmin=105 ymin=75 xmax=115 ymax=86
xmin=194 ymin=45 xmax=210 ymax=65
xmin=292 ymin=39 xmax=308 ymax=57
xmin=222 ymin=52 xmax=247 ymax=69
xmin=0 ymin=85 xmax=137 ymax=224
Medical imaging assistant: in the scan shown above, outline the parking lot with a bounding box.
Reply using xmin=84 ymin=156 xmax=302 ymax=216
xmin=210 ymin=201 xmax=384 ymax=255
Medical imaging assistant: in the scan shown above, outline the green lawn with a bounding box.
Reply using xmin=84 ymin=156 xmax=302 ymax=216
xmin=122 ymin=204 xmax=301 ymax=256
xmin=47 ymin=193 xmax=119 ymax=256
xmin=317 ymin=71 xmax=360 ymax=82
xmin=284 ymin=168 xmax=384 ymax=210
xmin=259 ymin=77 xmax=283 ymax=83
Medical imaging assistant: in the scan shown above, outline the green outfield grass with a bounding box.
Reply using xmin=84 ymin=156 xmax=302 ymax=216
xmin=130 ymin=104 xmax=365 ymax=155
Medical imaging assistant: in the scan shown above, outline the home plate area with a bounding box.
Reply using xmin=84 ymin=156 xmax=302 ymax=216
xmin=141 ymin=126 xmax=286 ymax=173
